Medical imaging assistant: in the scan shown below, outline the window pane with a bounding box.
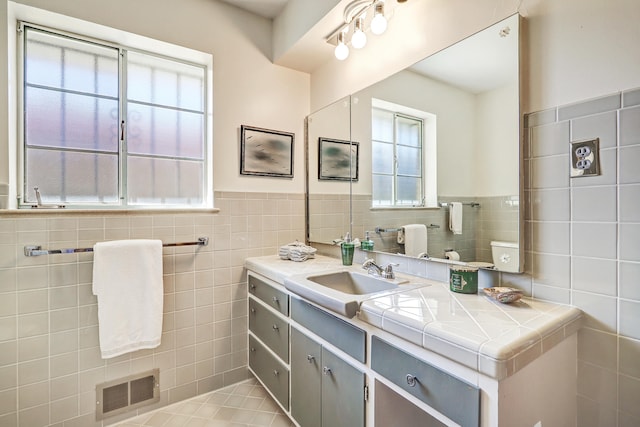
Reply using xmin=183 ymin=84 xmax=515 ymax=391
xmin=126 ymin=103 xmax=204 ymax=159
xmin=397 ymin=176 xmax=422 ymax=205
xmin=372 ymin=175 xmax=393 ymax=206
xmin=397 ymin=146 xmax=421 ymax=176
xmin=372 ymin=141 xmax=394 ymax=174
xmin=127 ymin=156 xmax=204 ymax=205
xmin=127 ymin=51 xmax=204 ymax=111
xmin=25 ymin=86 xmax=119 ymax=152
xmin=25 ymin=149 xmax=118 ymax=204
xmin=25 ymin=28 xmax=118 ymax=97
xmin=396 ymin=115 xmax=422 ymax=147
xmin=22 ymin=24 xmax=208 ymax=209
xmin=372 ymin=109 xmax=394 ymax=142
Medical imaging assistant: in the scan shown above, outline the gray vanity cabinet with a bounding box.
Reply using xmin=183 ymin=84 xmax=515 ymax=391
xmin=291 ymin=327 xmax=365 ymax=427
xmin=247 ymin=273 xmax=290 ymax=410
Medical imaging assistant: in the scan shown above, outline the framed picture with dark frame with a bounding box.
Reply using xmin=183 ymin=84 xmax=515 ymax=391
xmin=240 ymin=125 xmax=294 ymax=178
xmin=318 ymin=137 xmax=359 ymax=181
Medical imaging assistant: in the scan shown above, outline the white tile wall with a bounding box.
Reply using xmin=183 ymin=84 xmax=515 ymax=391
xmin=0 ymin=191 xmax=305 ymax=427
xmin=525 ymin=87 xmax=640 ymax=426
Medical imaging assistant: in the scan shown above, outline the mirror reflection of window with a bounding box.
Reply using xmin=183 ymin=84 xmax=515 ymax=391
xmin=371 ymin=100 xmax=436 ymax=208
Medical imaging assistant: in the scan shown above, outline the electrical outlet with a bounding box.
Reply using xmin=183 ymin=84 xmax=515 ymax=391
xmin=570 ymin=138 xmax=600 ymax=177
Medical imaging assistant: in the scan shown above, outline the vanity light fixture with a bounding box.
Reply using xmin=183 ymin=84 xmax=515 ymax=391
xmin=329 ymin=0 xmax=395 ymax=61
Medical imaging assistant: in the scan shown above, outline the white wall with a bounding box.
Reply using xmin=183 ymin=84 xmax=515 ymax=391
xmin=1 ymin=0 xmax=310 ymax=196
xmin=475 ymin=81 xmax=520 ymax=196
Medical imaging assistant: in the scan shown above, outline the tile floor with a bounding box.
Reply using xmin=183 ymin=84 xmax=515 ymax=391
xmin=113 ymin=378 xmax=295 ymax=427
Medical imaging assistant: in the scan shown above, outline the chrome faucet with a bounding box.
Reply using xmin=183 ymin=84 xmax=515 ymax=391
xmin=362 ymin=258 xmax=398 ymax=279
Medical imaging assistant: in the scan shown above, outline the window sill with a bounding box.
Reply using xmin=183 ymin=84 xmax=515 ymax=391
xmin=0 ymin=207 xmax=220 ymax=216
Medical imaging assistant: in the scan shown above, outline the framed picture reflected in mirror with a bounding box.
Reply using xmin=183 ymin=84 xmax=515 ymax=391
xmin=318 ymin=137 xmax=359 ymax=181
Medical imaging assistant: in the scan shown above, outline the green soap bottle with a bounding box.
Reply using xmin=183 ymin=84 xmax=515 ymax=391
xmin=361 ymin=231 xmax=374 ymax=251
xmin=341 ymin=233 xmax=354 ymax=266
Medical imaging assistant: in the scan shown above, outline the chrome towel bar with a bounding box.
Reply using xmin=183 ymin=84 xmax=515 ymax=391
xmin=375 ymin=224 xmax=440 ymax=234
xmin=24 ymin=237 xmax=209 ymax=257
xmin=438 ymin=202 xmax=480 ymax=208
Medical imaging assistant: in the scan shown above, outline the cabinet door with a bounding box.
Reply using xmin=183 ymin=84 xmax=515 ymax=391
xmin=291 ymin=328 xmax=322 ymax=427
xmin=375 ymin=380 xmax=446 ymax=427
xmin=321 ymin=347 xmax=365 ymax=427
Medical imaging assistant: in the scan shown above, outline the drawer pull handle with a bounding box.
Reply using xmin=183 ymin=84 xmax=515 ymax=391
xmin=250 ymin=347 xmax=256 ymax=352
xmin=406 ymin=374 xmax=418 ymax=387
xmin=249 ymin=284 xmax=256 ymax=290
xmin=272 ymin=324 xmax=279 ymax=331
xmin=323 ymin=367 xmax=332 ymax=376
xmin=307 ymin=355 xmax=315 ymax=363
xmin=273 ymin=370 xmax=279 ymax=376
xmin=250 ymin=308 xmax=256 ymax=314
xmin=272 ymin=296 xmax=280 ymax=304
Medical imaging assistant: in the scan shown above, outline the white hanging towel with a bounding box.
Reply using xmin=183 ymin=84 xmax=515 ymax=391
xmin=449 ymin=202 xmax=463 ymax=235
xmin=403 ymin=224 xmax=428 ymax=257
xmin=92 ymin=239 xmax=163 ymax=359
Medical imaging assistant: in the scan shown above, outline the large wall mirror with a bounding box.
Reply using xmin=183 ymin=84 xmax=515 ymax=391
xmin=307 ymin=14 xmax=523 ymax=273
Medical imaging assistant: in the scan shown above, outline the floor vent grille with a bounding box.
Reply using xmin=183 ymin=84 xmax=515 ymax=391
xmin=96 ymin=368 xmax=160 ymax=420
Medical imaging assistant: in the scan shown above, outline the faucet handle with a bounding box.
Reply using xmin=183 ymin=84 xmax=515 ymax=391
xmin=383 ymin=263 xmax=399 ymax=279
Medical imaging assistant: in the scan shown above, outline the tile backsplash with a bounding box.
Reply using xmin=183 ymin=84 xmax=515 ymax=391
xmin=310 ymin=193 xmax=518 ymax=263
xmin=525 ymin=87 xmax=640 ymax=427
xmin=0 ymin=191 xmax=305 ymax=427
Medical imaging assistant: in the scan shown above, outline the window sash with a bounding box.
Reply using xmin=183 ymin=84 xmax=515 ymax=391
xmin=372 ymin=109 xmax=424 ymax=207
xmin=18 ymin=22 xmax=208 ymax=209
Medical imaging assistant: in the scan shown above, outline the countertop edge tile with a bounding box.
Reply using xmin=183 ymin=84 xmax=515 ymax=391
xmin=423 ymin=333 xmax=479 ymax=372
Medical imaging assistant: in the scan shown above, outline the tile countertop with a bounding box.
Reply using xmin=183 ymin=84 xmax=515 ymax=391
xmin=245 ymin=255 xmax=583 ymax=380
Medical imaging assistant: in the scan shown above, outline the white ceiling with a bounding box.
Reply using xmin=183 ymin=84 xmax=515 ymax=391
xmin=218 ymin=0 xmax=289 ymax=19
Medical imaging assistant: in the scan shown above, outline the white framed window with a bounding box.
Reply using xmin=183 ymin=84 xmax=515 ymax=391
xmin=14 ymin=14 xmax=211 ymax=209
xmin=371 ymin=99 xmax=437 ymax=209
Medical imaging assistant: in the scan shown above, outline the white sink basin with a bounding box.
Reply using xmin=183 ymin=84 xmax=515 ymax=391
xmin=306 ymin=271 xmax=404 ymax=295
xmin=284 ymin=268 xmax=428 ymax=318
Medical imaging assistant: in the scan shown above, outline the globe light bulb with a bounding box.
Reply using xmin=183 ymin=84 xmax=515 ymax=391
xmin=370 ymin=2 xmax=387 ymax=35
xmin=351 ymin=17 xmax=367 ymax=49
xmin=334 ymin=32 xmax=349 ymax=60
xmin=370 ymin=14 xmax=387 ymax=35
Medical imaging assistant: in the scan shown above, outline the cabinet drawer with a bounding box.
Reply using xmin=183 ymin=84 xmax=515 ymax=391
xmin=249 ymin=298 xmax=289 ymax=362
xmin=291 ymin=297 xmax=366 ymax=363
xmin=249 ymin=335 xmax=289 ymax=410
xmin=371 ymin=336 xmax=480 ymax=427
xmin=248 ymin=274 xmax=289 ymax=316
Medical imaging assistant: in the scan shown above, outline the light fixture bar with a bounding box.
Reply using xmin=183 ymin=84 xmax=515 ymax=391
xmin=325 ymin=0 xmax=395 ymax=51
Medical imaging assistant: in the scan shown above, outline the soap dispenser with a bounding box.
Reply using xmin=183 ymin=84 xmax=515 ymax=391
xmin=361 ymin=231 xmax=374 ymax=251
xmin=341 ymin=233 xmax=354 ymax=266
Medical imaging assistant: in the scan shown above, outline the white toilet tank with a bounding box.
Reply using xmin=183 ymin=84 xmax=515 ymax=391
xmin=490 ymin=241 xmax=519 ymax=273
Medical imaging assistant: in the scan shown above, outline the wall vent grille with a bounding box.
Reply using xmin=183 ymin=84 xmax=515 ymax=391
xmin=96 ymin=368 xmax=160 ymax=420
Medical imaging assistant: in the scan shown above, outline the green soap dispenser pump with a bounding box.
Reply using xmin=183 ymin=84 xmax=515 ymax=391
xmin=361 ymin=231 xmax=374 ymax=251
xmin=341 ymin=233 xmax=354 ymax=266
